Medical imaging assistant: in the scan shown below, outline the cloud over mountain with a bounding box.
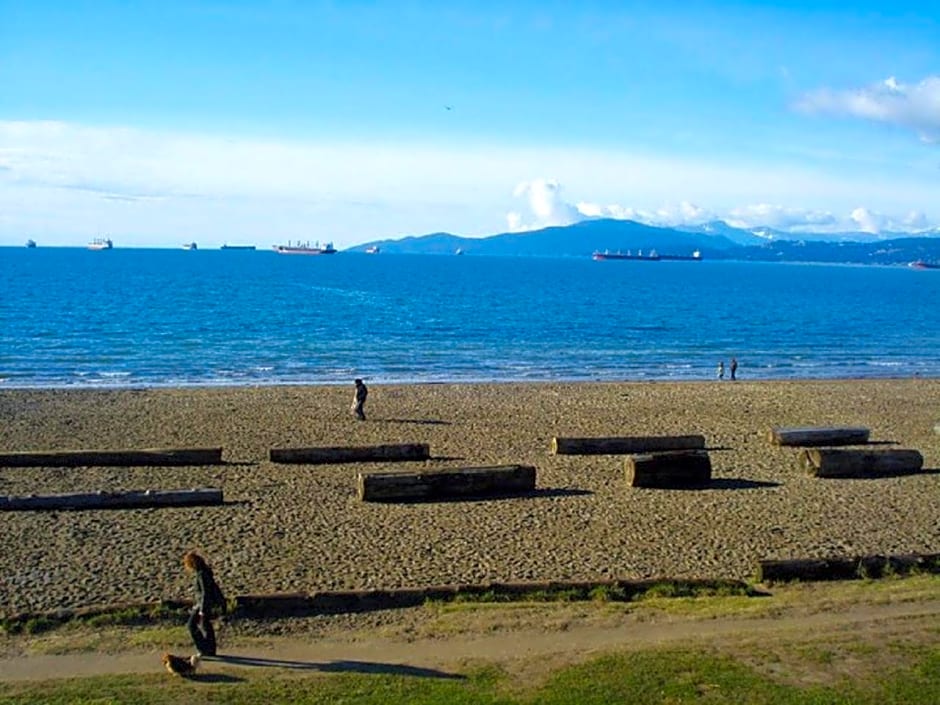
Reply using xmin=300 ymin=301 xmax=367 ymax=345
xmin=506 ymin=177 xmax=936 ymax=236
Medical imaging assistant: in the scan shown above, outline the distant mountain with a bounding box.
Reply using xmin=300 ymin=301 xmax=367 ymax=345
xmin=347 ymin=219 xmax=940 ymax=265
xmin=349 ymin=218 xmax=735 ymax=257
xmin=711 ymin=236 xmax=940 ymax=265
xmin=357 ymin=231 xmax=468 ymax=255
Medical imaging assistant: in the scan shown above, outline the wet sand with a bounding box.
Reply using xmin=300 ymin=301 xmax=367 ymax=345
xmin=1 ymin=379 xmax=938 ymax=615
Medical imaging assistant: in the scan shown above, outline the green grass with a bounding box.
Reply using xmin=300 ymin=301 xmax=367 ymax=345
xmin=1 ymin=646 xmax=937 ymax=705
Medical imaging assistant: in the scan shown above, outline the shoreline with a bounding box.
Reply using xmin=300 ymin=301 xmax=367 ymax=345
xmin=3 ymin=373 xmax=940 ymax=391
xmin=1 ymin=378 xmax=938 ymax=616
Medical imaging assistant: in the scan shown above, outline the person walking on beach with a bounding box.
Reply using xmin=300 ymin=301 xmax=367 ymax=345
xmin=717 ymin=361 xmax=725 ymax=380
xmin=352 ymin=378 xmax=368 ymax=420
xmin=730 ymin=357 xmax=738 ymax=381
xmin=183 ymin=551 xmax=226 ymax=657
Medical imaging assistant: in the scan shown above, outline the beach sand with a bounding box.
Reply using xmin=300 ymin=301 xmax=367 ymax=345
xmin=1 ymin=379 xmax=938 ymax=616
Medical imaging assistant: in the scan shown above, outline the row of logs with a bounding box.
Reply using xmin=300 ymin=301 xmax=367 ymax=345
xmin=768 ymin=426 xmax=925 ymax=477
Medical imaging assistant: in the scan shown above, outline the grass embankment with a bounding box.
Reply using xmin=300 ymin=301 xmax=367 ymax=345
xmin=2 ymin=576 xmax=938 ymax=704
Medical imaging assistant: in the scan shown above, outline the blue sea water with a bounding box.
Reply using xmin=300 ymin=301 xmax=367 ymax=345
xmin=1 ymin=247 xmax=939 ymax=388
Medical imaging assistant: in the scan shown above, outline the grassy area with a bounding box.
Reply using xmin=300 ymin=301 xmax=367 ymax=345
xmin=0 ymin=645 xmax=937 ymax=704
xmin=2 ymin=576 xmax=937 ymax=703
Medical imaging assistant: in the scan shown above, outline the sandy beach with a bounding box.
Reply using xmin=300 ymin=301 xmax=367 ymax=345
xmin=1 ymin=379 xmax=938 ymax=616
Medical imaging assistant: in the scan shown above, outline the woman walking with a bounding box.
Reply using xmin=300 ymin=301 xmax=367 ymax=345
xmin=183 ymin=551 xmax=226 ymax=656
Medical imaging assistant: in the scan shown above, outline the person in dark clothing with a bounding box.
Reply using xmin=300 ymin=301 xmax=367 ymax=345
xmin=730 ymin=357 xmax=738 ymax=381
xmin=183 ymin=551 xmax=226 ymax=656
xmin=352 ymin=378 xmax=368 ymax=420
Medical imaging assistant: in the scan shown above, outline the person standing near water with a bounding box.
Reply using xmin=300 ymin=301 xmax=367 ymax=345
xmin=183 ymin=551 xmax=226 ymax=657
xmin=717 ymin=361 xmax=725 ymax=380
xmin=730 ymin=357 xmax=738 ymax=381
xmin=352 ymin=378 xmax=368 ymax=420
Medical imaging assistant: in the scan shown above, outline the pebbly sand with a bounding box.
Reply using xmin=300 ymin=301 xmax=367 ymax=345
xmin=0 ymin=379 xmax=938 ymax=616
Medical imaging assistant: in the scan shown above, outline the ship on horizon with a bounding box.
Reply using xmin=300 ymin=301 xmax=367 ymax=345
xmin=592 ymin=249 xmax=701 ymax=262
xmin=909 ymin=260 xmax=940 ymax=270
xmin=273 ymin=240 xmax=337 ymax=255
xmin=220 ymin=243 xmax=256 ymax=250
xmin=88 ymin=237 xmax=113 ymax=251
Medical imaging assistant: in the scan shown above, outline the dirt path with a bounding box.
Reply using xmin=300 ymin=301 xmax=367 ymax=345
xmin=2 ymin=599 xmax=938 ymax=682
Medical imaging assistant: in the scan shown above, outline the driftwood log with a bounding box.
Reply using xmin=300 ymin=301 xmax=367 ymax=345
xmin=552 ymin=435 xmax=705 ymax=455
xmin=757 ymin=553 xmax=940 ymax=583
xmin=0 ymin=447 xmax=224 ymax=467
xmin=768 ymin=426 xmax=870 ymax=447
xmin=625 ymin=450 xmax=712 ymax=488
xmin=358 ymin=464 xmax=536 ymax=502
xmin=798 ymin=448 xmax=923 ymax=478
xmin=270 ymin=443 xmax=430 ymax=464
xmin=0 ymin=488 xmax=223 ymax=511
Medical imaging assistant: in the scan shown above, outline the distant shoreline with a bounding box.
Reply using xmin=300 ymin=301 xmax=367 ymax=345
xmin=2 ymin=373 xmax=939 ymax=391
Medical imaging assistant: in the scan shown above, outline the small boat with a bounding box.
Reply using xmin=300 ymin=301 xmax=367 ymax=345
xmin=455 ymin=248 xmax=464 ymax=255
xmin=182 ymin=242 xmax=197 ymax=251
xmin=25 ymin=239 xmax=37 ymax=248
xmin=365 ymin=245 xmax=380 ymax=254
xmin=88 ymin=237 xmax=113 ymax=250
xmin=273 ymin=240 xmax=337 ymax=255
xmin=221 ymin=244 xmax=256 ymax=250
xmin=909 ymin=260 xmax=940 ymax=270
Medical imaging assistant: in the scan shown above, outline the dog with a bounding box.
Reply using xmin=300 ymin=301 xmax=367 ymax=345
xmin=162 ymin=652 xmax=200 ymax=677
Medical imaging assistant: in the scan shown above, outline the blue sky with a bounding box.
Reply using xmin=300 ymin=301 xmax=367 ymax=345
xmin=1 ymin=0 xmax=939 ymax=247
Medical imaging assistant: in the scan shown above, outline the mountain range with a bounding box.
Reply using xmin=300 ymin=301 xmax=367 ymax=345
xmin=349 ymin=218 xmax=940 ymax=265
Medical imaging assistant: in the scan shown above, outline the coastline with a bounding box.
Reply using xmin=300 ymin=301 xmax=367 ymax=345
xmin=1 ymin=378 xmax=938 ymax=616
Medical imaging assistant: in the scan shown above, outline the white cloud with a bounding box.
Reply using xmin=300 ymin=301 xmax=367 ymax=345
xmin=796 ymin=75 xmax=940 ymax=143
xmin=2 ymin=119 xmax=938 ymax=247
xmin=506 ymin=179 xmax=582 ymax=231
xmin=850 ymin=207 xmax=884 ymax=234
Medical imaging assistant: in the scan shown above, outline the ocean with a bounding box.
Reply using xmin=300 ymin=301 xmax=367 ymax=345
xmin=2 ymin=247 xmax=938 ymax=388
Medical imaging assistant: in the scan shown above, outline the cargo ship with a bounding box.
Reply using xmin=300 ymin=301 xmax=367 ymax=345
xmin=592 ymin=249 xmax=701 ymax=262
xmin=908 ymin=260 xmax=940 ymax=270
xmin=88 ymin=237 xmax=113 ymax=250
xmin=273 ymin=240 xmax=337 ymax=255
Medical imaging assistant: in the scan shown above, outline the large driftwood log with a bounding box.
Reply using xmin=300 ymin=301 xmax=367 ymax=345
xmin=358 ymin=464 xmax=536 ymax=502
xmin=0 ymin=447 xmax=224 ymax=467
xmin=768 ymin=426 xmax=870 ymax=447
xmin=0 ymin=488 xmax=223 ymax=511
xmin=270 ymin=443 xmax=430 ymax=464
xmin=552 ymin=435 xmax=705 ymax=455
xmin=625 ymin=450 xmax=712 ymax=488
xmin=798 ymin=448 xmax=923 ymax=478
xmin=757 ymin=553 xmax=940 ymax=583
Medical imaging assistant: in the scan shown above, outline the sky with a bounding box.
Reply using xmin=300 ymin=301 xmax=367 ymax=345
xmin=1 ymin=0 xmax=939 ymax=249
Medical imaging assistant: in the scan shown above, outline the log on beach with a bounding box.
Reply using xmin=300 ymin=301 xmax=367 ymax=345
xmin=270 ymin=443 xmax=430 ymax=464
xmin=798 ymin=448 xmax=924 ymax=478
xmin=757 ymin=553 xmax=940 ymax=583
xmin=0 ymin=447 xmax=224 ymax=467
xmin=552 ymin=435 xmax=706 ymax=455
xmin=358 ymin=464 xmax=536 ymax=502
xmin=0 ymin=488 xmax=223 ymax=511
xmin=768 ymin=426 xmax=870 ymax=447
xmin=625 ymin=450 xmax=712 ymax=488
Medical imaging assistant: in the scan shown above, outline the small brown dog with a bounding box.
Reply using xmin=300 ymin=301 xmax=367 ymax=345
xmin=162 ymin=652 xmax=200 ymax=677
